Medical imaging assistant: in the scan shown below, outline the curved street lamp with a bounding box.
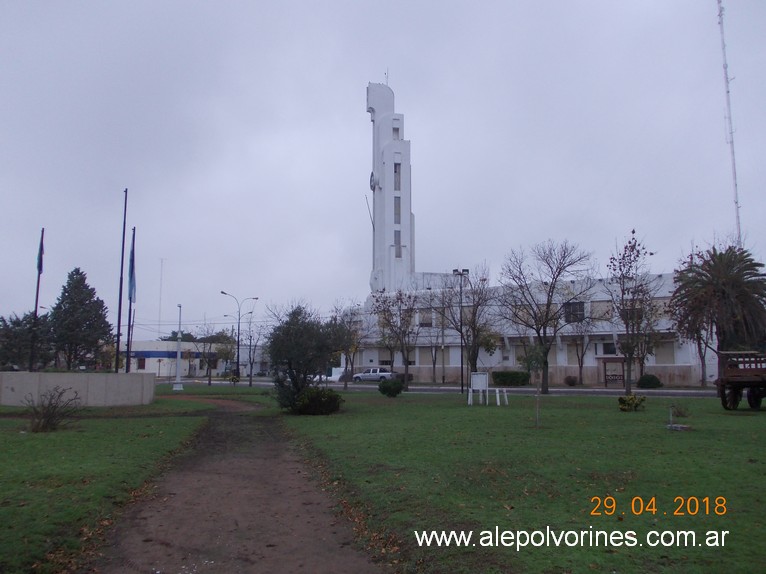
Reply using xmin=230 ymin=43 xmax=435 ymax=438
xmin=220 ymin=291 xmax=258 ymax=379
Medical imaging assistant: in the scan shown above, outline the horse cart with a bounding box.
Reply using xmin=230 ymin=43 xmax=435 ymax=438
xmin=717 ymin=351 xmax=766 ymax=410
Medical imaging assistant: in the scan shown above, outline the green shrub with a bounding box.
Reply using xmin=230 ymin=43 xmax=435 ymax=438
xmin=296 ymin=387 xmax=344 ymax=415
xmin=671 ymin=403 xmax=691 ymax=418
xmin=491 ymin=371 xmax=530 ymax=386
xmin=618 ymin=394 xmax=646 ymax=412
xmin=637 ymin=374 xmax=662 ymax=388
xmin=379 ymin=378 xmax=405 ymax=397
xmin=273 ymin=375 xmax=303 ymax=412
xmin=24 ymin=386 xmax=81 ymax=432
xmin=564 ymin=375 xmax=578 ymax=387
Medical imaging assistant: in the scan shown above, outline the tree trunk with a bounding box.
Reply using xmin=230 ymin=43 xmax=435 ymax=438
xmin=625 ymin=358 xmax=633 ymax=395
xmin=695 ymin=339 xmax=707 ymax=387
xmin=401 ymin=348 xmax=410 ymax=391
xmin=541 ymin=360 xmax=550 ymax=394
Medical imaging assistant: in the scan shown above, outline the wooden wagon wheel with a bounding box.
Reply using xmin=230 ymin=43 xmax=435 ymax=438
xmin=746 ymin=387 xmax=763 ymax=410
xmin=720 ymin=385 xmax=742 ymax=410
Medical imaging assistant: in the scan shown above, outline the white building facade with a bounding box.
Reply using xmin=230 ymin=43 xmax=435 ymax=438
xmin=121 ymin=340 xmax=269 ymax=380
xmin=355 ymin=83 xmax=710 ymax=387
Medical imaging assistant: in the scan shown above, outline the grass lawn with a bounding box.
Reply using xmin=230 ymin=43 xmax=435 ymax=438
xmin=284 ymin=392 xmax=765 ymax=574
xmin=0 ymin=382 xmax=273 ymax=573
xmin=0 ymin=413 xmax=206 ymax=573
xmin=2 ymin=382 xmax=761 ymax=574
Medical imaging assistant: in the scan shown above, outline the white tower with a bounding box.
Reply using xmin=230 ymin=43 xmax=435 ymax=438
xmin=366 ymin=83 xmax=416 ymax=292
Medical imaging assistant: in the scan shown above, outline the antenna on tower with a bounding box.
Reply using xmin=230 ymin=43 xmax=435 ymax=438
xmin=717 ymin=0 xmax=742 ymax=247
xmin=365 ymin=195 xmax=374 ymax=230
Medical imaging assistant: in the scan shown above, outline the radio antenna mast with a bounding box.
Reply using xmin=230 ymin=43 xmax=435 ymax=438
xmin=717 ymin=0 xmax=742 ymax=247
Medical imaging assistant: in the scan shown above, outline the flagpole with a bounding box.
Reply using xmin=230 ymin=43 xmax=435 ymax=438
xmin=126 ymin=227 xmax=136 ymax=373
xmin=30 ymin=227 xmax=44 ymax=371
xmin=115 ymin=189 xmax=128 ymax=373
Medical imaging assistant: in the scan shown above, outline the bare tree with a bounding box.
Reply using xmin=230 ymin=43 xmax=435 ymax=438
xmin=194 ymin=324 xmax=236 ymax=386
xmin=569 ymin=315 xmax=596 ymax=385
xmin=605 ymin=230 xmax=661 ymax=395
xmin=439 ymin=265 xmax=498 ymax=383
xmin=331 ymin=300 xmax=374 ymax=390
xmin=218 ymin=326 xmax=237 ymax=380
xmin=636 ymin=299 xmax=666 ymax=378
xmin=370 ymin=289 xmax=421 ymax=389
xmin=243 ymin=315 xmax=267 ymax=387
xmin=566 ymin=295 xmax=613 ymax=385
xmin=498 ymin=240 xmax=595 ymax=394
xmin=419 ymin=288 xmax=443 ymax=383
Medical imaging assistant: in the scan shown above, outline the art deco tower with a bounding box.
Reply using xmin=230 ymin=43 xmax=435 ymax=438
xmin=366 ymin=83 xmax=416 ymax=293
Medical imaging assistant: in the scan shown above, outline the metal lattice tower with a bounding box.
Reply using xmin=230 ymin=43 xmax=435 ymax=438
xmin=717 ymin=0 xmax=743 ymax=247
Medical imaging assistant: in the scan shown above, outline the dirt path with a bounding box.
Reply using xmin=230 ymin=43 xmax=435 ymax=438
xmin=82 ymin=400 xmax=391 ymax=574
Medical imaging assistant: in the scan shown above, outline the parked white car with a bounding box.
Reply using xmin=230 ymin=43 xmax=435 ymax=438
xmin=353 ymin=367 xmax=394 ymax=382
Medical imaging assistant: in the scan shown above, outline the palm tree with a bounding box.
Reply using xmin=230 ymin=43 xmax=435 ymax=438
xmin=670 ymin=245 xmax=766 ymax=378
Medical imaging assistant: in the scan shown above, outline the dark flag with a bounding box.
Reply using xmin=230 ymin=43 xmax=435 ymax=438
xmin=128 ymin=229 xmax=136 ymax=304
xmin=31 ymin=227 xmax=44 ymax=371
xmin=37 ymin=228 xmax=45 ymax=275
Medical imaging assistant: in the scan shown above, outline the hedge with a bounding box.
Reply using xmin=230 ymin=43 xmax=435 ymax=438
xmin=491 ymin=371 xmax=530 ymax=386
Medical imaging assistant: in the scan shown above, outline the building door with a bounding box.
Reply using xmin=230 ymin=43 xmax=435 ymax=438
xmin=603 ymin=359 xmax=625 ymax=388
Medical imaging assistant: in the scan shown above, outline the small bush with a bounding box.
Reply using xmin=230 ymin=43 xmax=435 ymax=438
xmin=671 ymin=403 xmax=691 ymax=418
xmin=618 ymin=394 xmax=646 ymax=412
xmin=564 ymin=375 xmax=578 ymax=387
xmin=296 ymin=387 xmax=344 ymax=415
xmin=491 ymin=371 xmax=530 ymax=387
xmin=637 ymin=374 xmax=662 ymax=388
xmin=24 ymin=386 xmax=81 ymax=432
xmin=274 ymin=375 xmax=303 ymax=412
xmin=379 ymin=378 xmax=405 ymax=397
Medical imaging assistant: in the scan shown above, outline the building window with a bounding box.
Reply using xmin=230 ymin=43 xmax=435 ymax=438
xmin=201 ymin=358 xmax=219 ymax=371
xmin=393 ymin=127 xmax=400 ymax=140
xmin=394 ymin=230 xmax=402 ymax=258
xmin=419 ymin=309 xmax=433 ymax=327
xmin=394 ymin=196 xmax=401 ymax=225
xmin=602 ymin=342 xmax=617 ymax=355
xmin=563 ymin=301 xmax=585 ymax=323
xmin=590 ymin=301 xmax=613 ymax=320
xmin=394 ymin=162 xmax=401 ymax=191
xmin=654 ymin=341 xmax=676 ymax=364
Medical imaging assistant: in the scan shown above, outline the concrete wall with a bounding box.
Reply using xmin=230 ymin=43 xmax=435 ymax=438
xmin=0 ymin=372 xmax=155 ymax=407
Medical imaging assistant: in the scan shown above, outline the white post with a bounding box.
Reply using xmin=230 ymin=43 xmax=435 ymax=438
xmin=173 ymin=304 xmax=184 ymax=391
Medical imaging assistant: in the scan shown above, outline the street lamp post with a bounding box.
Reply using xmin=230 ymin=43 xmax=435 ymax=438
xmin=173 ymin=304 xmax=183 ymax=392
xmin=220 ymin=291 xmax=258 ymax=380
xmin=453 ymin=269 xmax=469 ymax=393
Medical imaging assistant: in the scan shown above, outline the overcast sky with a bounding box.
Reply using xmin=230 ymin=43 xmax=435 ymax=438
xmin=2 ymin=1 xmax=764 ymax=340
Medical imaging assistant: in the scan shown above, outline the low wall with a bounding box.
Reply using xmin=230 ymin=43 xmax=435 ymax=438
xmin=0 ymin=372 xmax=155 ymax=407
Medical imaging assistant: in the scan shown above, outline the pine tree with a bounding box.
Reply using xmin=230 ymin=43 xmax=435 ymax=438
xmin=49 ymin=268 xmax=113 ymax=370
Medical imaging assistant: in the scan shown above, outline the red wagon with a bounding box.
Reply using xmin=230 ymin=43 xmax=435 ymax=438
xmin=717 ymin=351 xmax=766 ymax=410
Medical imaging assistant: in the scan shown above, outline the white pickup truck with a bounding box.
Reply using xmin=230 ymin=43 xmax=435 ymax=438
xmin=353 ymin=367 xmax=395 ymax=382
